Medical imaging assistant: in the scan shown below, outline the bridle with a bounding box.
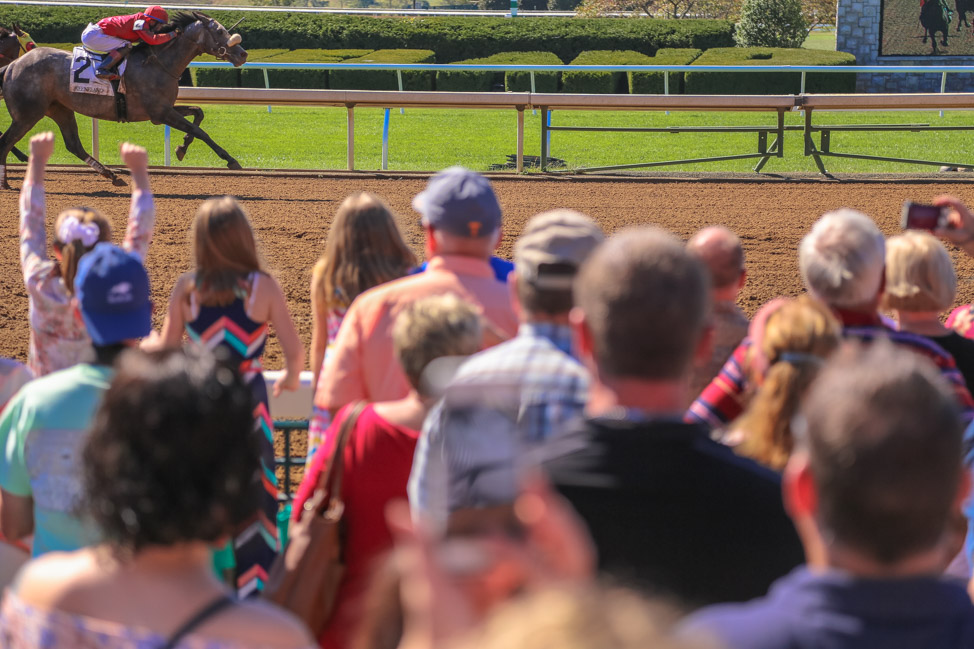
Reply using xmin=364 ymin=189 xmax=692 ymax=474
xmin=145 ymin=19 xmax=242 ymax=80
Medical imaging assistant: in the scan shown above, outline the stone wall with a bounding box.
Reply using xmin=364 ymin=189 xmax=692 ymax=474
xmin=836 ymin=0 xmax=974 ymax=91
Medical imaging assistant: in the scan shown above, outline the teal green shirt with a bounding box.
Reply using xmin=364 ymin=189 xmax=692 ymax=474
xmin=0 ymin=364 xmax=110 ymax=556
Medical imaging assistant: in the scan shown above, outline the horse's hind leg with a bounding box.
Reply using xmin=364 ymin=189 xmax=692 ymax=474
xmin=0 ymin=118 xmax=38 ymax=189
xmin=48 ymin=104 xmax=125 ymax=187
xmin=159 ymin=107 xmax=241 ymax=170
xmin=173 ymin=105 xmax=203 ymax=161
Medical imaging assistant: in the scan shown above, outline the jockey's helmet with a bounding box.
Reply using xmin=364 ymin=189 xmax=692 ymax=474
xmin=144 ymin=6 xmax=169 ymax=22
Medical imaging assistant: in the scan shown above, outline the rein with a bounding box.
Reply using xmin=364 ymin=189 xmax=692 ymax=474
xmin=145 ymin=37 xmax=187 ymax=80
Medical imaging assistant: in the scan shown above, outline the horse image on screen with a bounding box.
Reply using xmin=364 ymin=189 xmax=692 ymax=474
xmin=882 ymin=0 xmax=974 ymax=55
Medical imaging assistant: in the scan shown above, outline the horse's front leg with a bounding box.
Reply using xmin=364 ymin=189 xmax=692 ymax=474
xmin=173 ymin=105 xmax=204 ymax=161
xmin=158 ymin=107 xmax=241 ymax=170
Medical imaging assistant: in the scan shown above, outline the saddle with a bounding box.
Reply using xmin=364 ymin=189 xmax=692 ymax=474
xmin=70 ymin=46 xmax=128 ymax=121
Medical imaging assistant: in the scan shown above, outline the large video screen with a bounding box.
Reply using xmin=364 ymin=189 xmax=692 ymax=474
xmin=881 ymin=0 xmax=974 ymax=55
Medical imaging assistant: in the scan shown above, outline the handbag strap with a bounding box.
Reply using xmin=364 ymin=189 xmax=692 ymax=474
xmin=311 ymin=400 xmax=367 ymax=517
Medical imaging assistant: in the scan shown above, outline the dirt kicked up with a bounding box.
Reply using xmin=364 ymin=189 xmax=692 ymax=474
xmin=5 ymin=168 xmax=974 ymax=370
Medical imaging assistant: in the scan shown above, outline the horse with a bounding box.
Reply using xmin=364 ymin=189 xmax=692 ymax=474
xmin=920 ymin=0 xmax=951 ymax=53
xmin=0 ymin=26 xmax=31 ymax=163
xmin=0 ymin=11 xmax=246 ymax=189
xmin=956 ymin=0 xmax=974 ymax=29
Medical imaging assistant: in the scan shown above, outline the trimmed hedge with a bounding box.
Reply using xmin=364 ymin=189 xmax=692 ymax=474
xmin=239 ymin=49 xmax=367 ymax=89
xmin=191 ymin=53 xmax=241 ymax=88
xmin=2 ymin=6 xmax=734 ymax=63
xmin=436 ymin=51 xmax=561 ymax=92
xmin=630 ymin=48 xmax=702 ymax=94
xmin=685 ymin=48 xmax=857 ymax=94
xmin=563 ymin=51 xmax=653 ymax=94
xmin=329 ymin=49 xmax=436 ymax=91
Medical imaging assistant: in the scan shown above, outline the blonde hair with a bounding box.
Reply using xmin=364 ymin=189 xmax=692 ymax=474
xmin=392 ymin=294 xmax=481 ymax=392
xmin=53 ymin=207 xmax=111 ymax=295
xmin=455 ymin=586 xmax=710 ymax=649
xmin=735 ymin=296 xmax=840 ymax=470
xmin=882 ymin=231 xmax=956 ymax=313
xmin=191 ymin=196 xmax=262 ymax=306
xmin=311 ymin=193 xmax=416 ymax=313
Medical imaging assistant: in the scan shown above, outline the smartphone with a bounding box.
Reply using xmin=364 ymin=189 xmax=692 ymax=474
xmin=902 ymin=201 xmax=947 ymax=231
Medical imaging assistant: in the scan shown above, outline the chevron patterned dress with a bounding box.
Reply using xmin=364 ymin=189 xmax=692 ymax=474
xmin=185 ymin=274 xmax=279 ymax=600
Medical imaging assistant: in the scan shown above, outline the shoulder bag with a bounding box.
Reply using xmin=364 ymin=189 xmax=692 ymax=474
xmin=264 ymin=400 xmax=368 ymax=636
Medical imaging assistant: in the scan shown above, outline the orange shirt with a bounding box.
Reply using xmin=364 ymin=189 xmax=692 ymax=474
xmin=315 ymin=254 xmax=518 ymax=411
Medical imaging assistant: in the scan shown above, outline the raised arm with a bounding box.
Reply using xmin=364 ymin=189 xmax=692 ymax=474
xmin=20 ymin=133 xmax=54 ymax=284
xmin=267 ymin=276 xmax=305 ymax=398
xmin=119 ymin=143 xmax=156 ymax=260
xmin=310 ymin=274 xmax=328 ymax=393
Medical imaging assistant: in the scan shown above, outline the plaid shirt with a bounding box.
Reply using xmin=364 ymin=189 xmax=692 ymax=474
xmin=408 ymin=323 xmax=589 ymax=526
xmin=687 ymin=315 xmax=974 ymax=428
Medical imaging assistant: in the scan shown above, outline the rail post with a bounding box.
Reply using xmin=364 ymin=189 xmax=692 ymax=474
xmin=397 ymin=70 xmax=404 ymax=115
xmin=263 ymin=68 xmax=272 ymax=114
xmin=164 ymin=125 xmax=171 ymax=166
xmin=346 ymin=105 xmax=355 ymax=171
xmin=664 ymin=71 xmax=669 ymax=115
xmin=516 ymin=107 xmax=524 ymax=173
xmin=382 ymin=108 xmax=390 ymax=170
xmin=941 ymin=71 xmax=948 ymax=118
xmin=531 ymin=72 xmax=536 ymax=115
xmin=540 ymin=106 xmax=549 ymax=171
xmin=91 ymin=118 xmax=99 ymax=160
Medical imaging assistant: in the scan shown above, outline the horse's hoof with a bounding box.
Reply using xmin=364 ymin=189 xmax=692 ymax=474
xmin=176 ymin=147 xmax=187 ymax=161
xmin=111 ymin=176 xmax=128 ymax=187
xmin=227 ymin=160 xmax=242 ymax=171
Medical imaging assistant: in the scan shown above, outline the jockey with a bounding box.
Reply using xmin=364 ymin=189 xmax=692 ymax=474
xmin=81 ymin=6 xmax=177 ymax=81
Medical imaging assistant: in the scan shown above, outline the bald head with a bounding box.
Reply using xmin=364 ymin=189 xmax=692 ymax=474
xmin=687 ymin=226 xmax=746 ymax=291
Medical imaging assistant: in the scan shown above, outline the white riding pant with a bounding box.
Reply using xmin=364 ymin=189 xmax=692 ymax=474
xmin=80 ymin=24 xmax=129 ymax=55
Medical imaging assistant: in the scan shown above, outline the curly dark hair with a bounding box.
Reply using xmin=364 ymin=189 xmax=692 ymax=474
xmin=83 ymin=348 xmax=260 ymax=556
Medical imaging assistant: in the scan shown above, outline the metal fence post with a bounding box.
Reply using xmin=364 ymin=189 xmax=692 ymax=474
xmin=516 ymin=107 xmax=524 ymax=173
xmin=164 ymin=125 xmax=171 ymax=166
xmin=382 ymin=108 xmax=390 ymax=170
xmin=941 ymin=71 xmax=948 ymax=118
xmin=263 ymin=68 xmax=272 ymax=114
xmin=91 ymin=118 xmax=99 ymax=160
xmin=664 ymin=71 xmax=669 ymax=116
xmin=531 ymin=71 xmax=537 ymax=115
xmin=397 ymin=70 xmax=404 ymax=115
xmin=347 ymin=105 xmax=355 ymax=171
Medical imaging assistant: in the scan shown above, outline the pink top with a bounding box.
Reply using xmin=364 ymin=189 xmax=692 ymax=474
xmin=20 ymin=183 xmax=155 ymax=377
xmin=315 ymin=254 xmax=518 ymax=411
xmin=292 ymin=404 xmax=420 ymax=649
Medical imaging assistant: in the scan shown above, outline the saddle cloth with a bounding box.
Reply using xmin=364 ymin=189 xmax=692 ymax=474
xmin=69 ymin=46 xmax=127 ymax=96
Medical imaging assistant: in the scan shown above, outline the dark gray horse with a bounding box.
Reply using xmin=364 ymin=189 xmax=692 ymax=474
xmin=921 ymin=0 xmax=951 ymax=53
xmin=956 ymin=0 xmax=974 ymax=29
xmin=0 ymin=11 xmax=246 ymax=188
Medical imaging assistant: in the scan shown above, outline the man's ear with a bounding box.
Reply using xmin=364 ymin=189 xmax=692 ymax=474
xmin=954 ymin=467 xmax=972 ymax=515
xmin=424 ymin=223 xmax=439 ymax=258
xmin=509 ymin=272 xmax=524 ymax=321
xmin=738 ymin=269 xmax=748 ymax=291
xmin=783 ymin=452 xmax=817 ymax=520
xmin=570 ymin=306 xmax=594 ymax=367
xmin=492 ymin=227 xmax=503 ymax=253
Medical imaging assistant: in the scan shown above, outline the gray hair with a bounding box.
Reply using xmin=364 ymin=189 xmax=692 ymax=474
xmin=798 ymin=209 xmax=886 ymax=309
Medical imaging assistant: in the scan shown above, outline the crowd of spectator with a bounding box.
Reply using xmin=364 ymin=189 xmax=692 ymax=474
xmin=4 ymin=130 xmax=974 ymax=648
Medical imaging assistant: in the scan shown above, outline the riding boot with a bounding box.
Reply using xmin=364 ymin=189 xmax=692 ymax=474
xmin=94 ymin=44 xmax=130 ymax=81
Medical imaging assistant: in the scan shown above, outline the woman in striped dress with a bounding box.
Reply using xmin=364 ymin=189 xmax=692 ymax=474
xmin=159 ymin=196 xmax=304 ymax=599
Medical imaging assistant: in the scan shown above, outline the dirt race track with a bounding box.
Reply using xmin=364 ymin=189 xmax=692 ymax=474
xmin=6 ymin=168 xmax=974 ymax=370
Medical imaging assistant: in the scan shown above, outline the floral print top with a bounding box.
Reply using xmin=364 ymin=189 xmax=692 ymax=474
xmin=0 ymin=590 xmax=315 ymax=649
xmin=20 ymin=182 xmax=155 ymax=377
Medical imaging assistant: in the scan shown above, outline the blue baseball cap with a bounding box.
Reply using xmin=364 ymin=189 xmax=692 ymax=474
xmin=412 ymin=167 xmax=502 ymax=239
xmin=75 ymin=243 xmax=152 ymax=346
